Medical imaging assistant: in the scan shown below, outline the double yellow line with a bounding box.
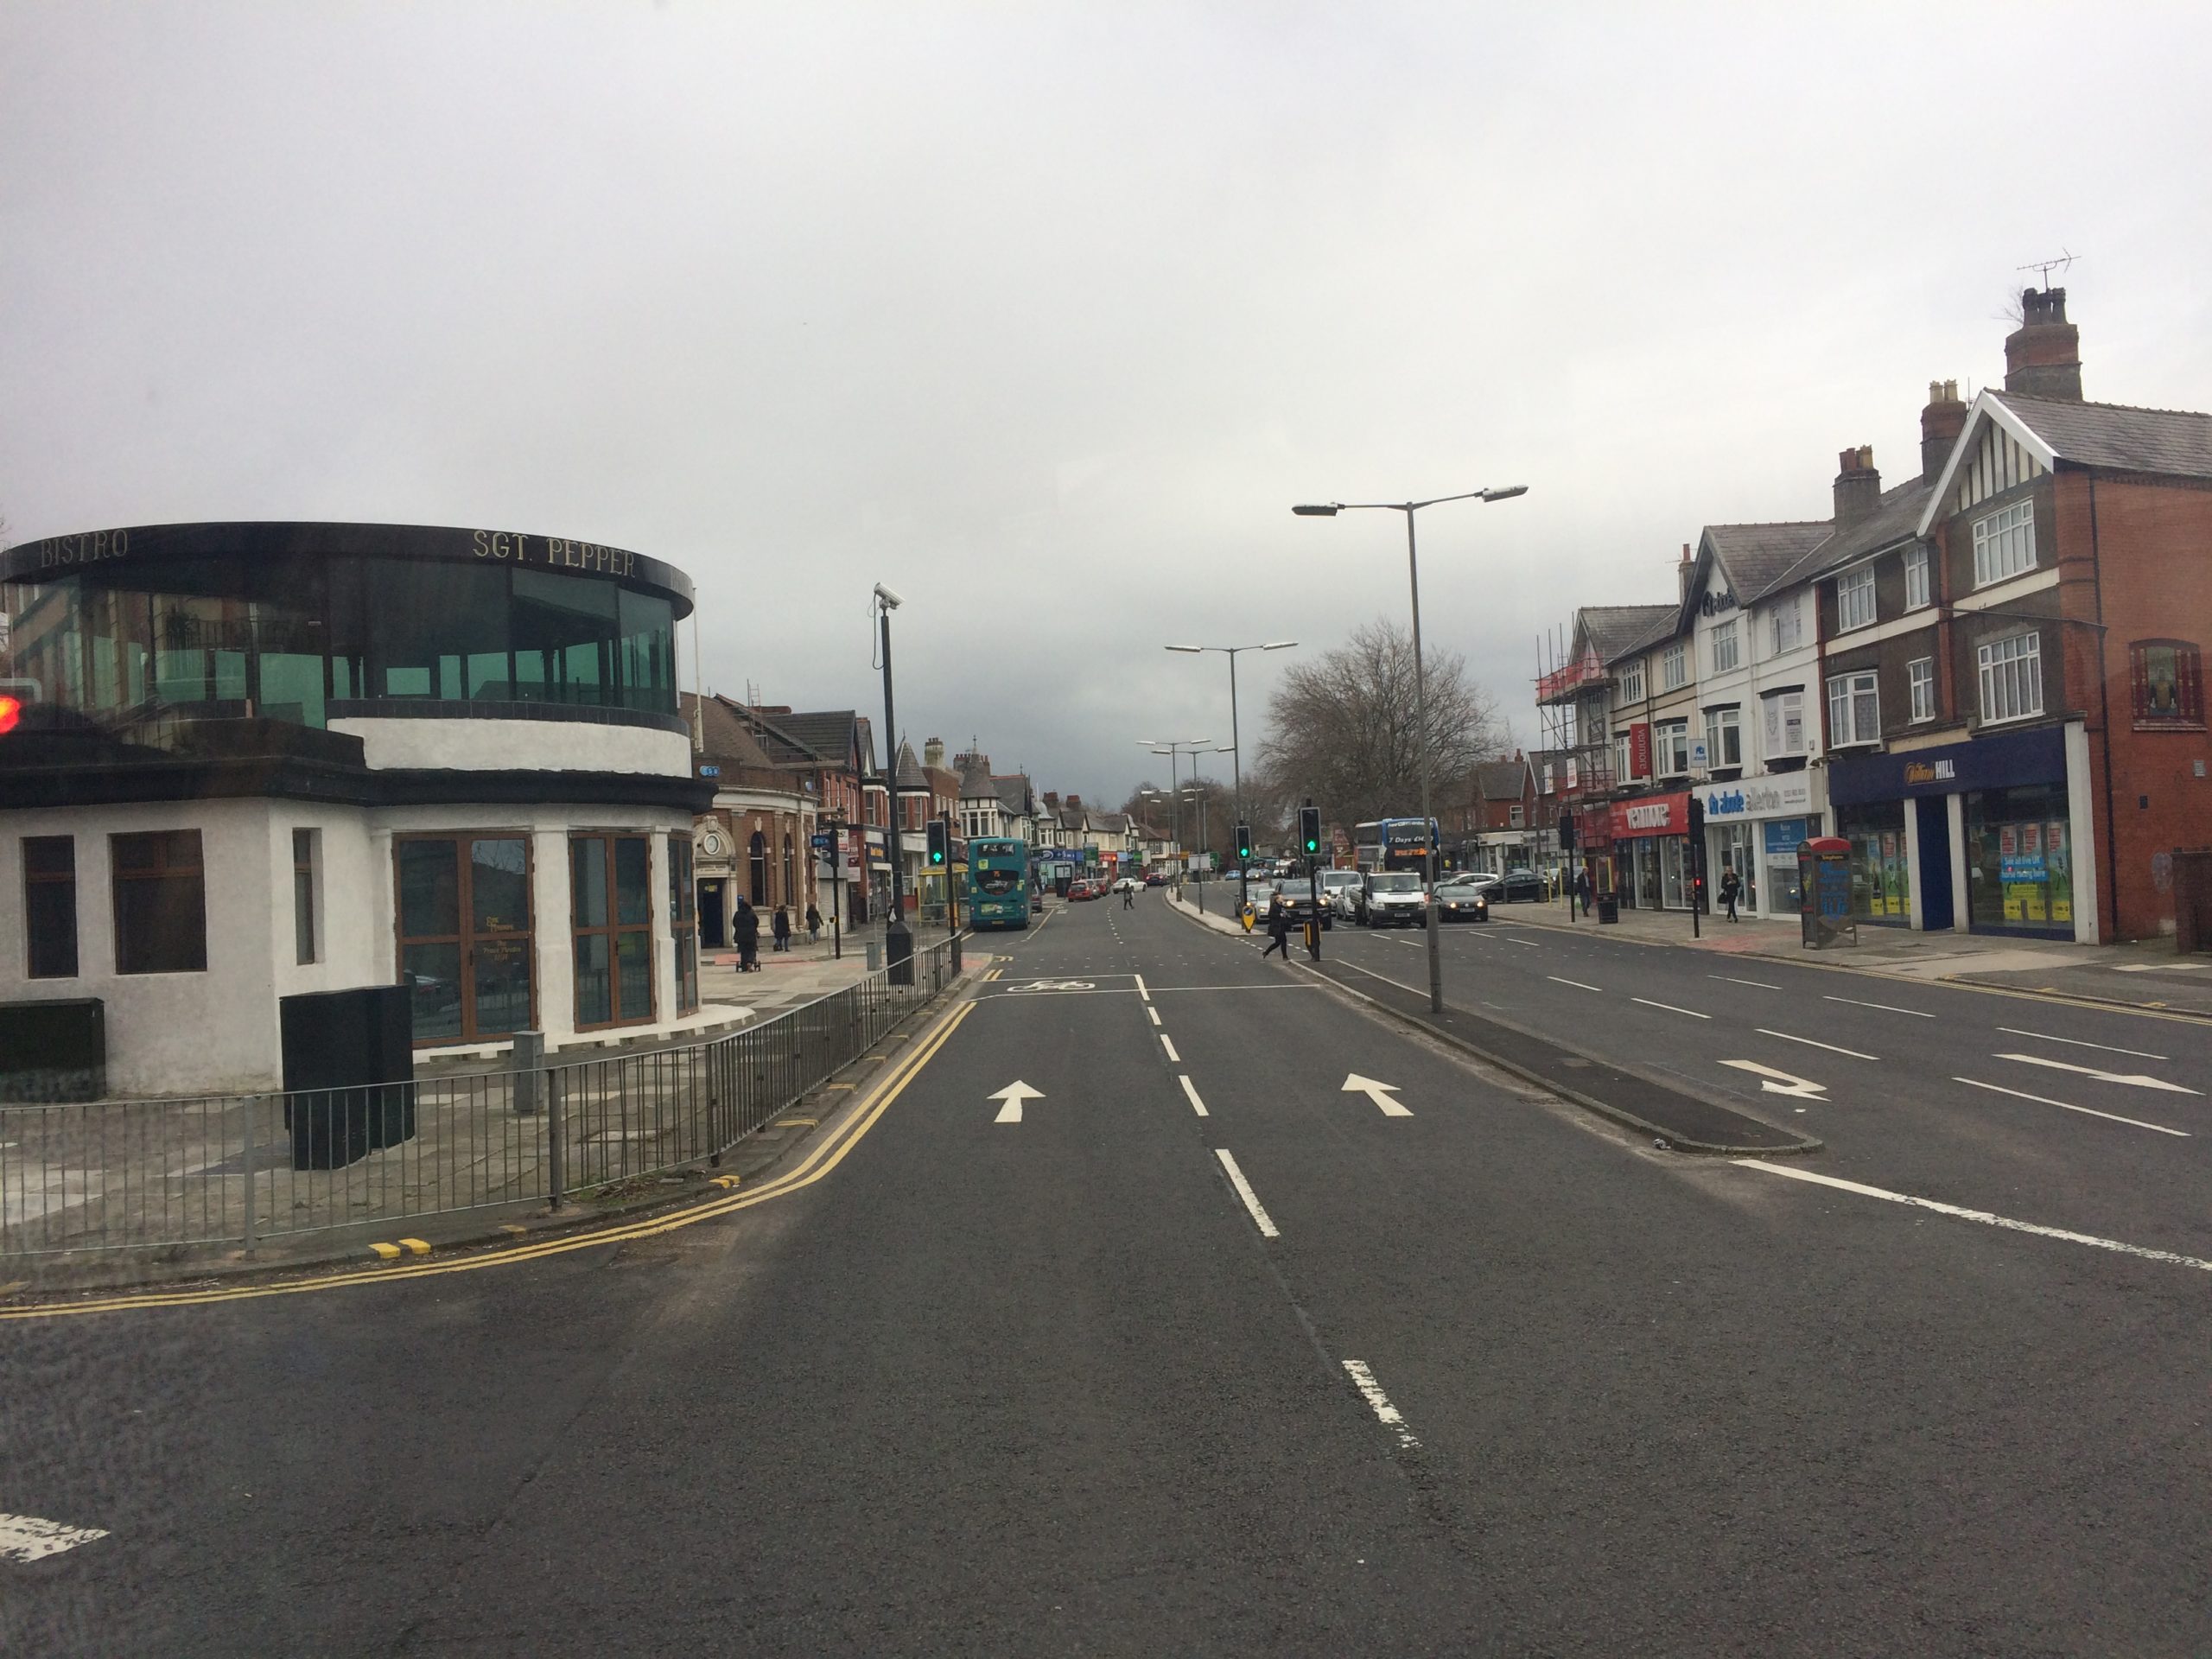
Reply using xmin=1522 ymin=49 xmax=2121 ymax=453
xmin=3 ymin=999 xmax=976 ymax=1322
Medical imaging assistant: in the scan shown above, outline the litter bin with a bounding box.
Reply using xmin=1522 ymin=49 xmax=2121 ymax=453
xmin=1595 ymin=894 xmax=1620 ymax=925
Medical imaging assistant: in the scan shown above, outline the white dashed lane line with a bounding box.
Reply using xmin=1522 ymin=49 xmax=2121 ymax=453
xmin=1343 ymin=1359 xmax=1421 ymax=1450
xmin=1179 ymin=1075 xmax=1210 ymax=1117
xmin=0 ymin=1513 xmax=110 ymax=1562
xmin=1214 ymin=1148 xmax=1280 ymax=1237
xmin=1160 ymin=1033 xmax=1180 ymax=1063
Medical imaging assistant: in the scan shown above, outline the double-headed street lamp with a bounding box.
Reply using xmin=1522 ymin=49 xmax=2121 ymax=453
xmin=1165 ymin=641 xmax=1295 ymax=912
xmin=1292 ymin=486 xmax=1528 ymax=1014
xmin=1138 ymin=737 xmax=1214 ymax=883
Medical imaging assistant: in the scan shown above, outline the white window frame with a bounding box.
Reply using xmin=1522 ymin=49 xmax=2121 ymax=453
xmin=1976 ymin=632 xmax=2045 ymax=725
xmin=1509 ymin=804 xmax=1524 ymax=829
xmin=1827 ymin=671 xmax=1881 ymax=747
xmin=1703 ymin=705 xmax=1743 ymax=768
xmin=1972 ymin=500 xmax=2037 ymax=588
xmin=1613 ymin=732 xmax=1636 ymax=784
xmin=1837 ymin=568 xmax=1876 ymax=632
xmin=1762 ymin=689 xmax=1806 ymax=760
xmin=1769 ymin=597 xmax=1803 ymax=657
xmin=1656 ymin=719 xmax=1690 ymax=776
xmin=1661 ymin=644 xmax=1688 ymax=691
xmin=1904 ymin=544 xmax=1931 ymax=611
xmin=1711 ymin=620 xmax=1739 ymax=674
xmin=1618 ymin=659 xmax=1645 ymax=703
xmin=1908 ymin=658 xmax=1936 ymax=723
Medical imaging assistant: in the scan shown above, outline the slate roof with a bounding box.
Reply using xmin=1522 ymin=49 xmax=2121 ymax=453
xmin=1704 ymin=521 xmax=1832 ymax=601
xmin=1090 ymin=810 xmax=1131 ymax=835
xmin=1582 ymin=603 xmax=1678 ymax=666
xmin=1768 ymin=477 xmax=1931 ymax=594
xmin=680 ymin=695 xmax=782 ymax=774
xmin=957 ymin=758 xmax=997 ymax=798
xmin=893 ymin=740 xmax=927 ymax=789
xmin=993 ymin=773 xmax=1036 ymax=816
xmin=1471 ymin=760 xmax=1530 ymax=802
xmin=1994 ymin=391 xmax=2212 ymax=480
xmin=770 ymin=710 xmax=861 ymax=767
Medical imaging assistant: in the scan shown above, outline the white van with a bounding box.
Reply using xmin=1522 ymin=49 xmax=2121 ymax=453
xmin=1320 ymin=868 xmax=1365 ymax=918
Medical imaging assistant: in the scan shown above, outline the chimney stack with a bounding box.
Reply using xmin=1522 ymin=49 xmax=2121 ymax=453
xmin=1677 ymin=541 xmax=1694 ymax=604
xmin=2004 ymin=287 xmax=2082 ymax=400
xmin=1920 ymin=378 xmax=1967 ymax=481
xmin=923 ymin=736 xmax=944 ymax=770
xmin=1833 ymin=446 xmax=1881 ymax=523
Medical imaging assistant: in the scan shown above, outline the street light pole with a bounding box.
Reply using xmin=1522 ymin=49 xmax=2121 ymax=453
xmin=874 ymin=585 xmax=913 ymax=986
xmin=1166 ymin=643 xmax=1296 ymax=918
xmin=1293 ymin=486 xmax=1527 ymax=1014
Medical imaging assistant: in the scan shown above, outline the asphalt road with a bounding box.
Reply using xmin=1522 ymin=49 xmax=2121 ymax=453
xmin=6 ymin=892 xmax=2212 ymax=1655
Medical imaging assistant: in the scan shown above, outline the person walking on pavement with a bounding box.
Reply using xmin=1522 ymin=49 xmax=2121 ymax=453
xmin=772 ymin=904 xmax=792 ymax=952
xmin=1261 ymin=892 xmax=1293 ymax=960
xmin=1573 ymin=865 xmax=1592 ymax=919
xmin=734 ymin=898 xmax=760 ymax=971
xmin=805 ymin=901 xmax=823 ymax=944
xmin=1719 ymin=865 xmax=1742 ymax=923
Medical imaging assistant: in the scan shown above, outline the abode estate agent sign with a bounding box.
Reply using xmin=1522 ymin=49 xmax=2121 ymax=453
xmin=1696 ymin=773 xmax=1814 ymax=820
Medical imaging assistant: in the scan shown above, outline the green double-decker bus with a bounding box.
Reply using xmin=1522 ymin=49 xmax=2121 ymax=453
xmin=966 ymin=836 xmax=1031 ymax=931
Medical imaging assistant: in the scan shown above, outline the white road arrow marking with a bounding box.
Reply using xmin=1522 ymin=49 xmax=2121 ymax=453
xmin=1342 ymin=1073 xmax=1413 ymax=1116
xmin=989 ymin=1080 xmax=1046 ymax=1123
xmin=1719 ymin=1059 xmax=1828 ymax=1099
xmin=1995 ymin=1053 xmax=2199 ymax=1095
xmin=0 ymin=1513 xmax=109 ymax=1563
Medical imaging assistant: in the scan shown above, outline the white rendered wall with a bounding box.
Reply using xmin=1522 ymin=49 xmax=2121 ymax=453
xmin=331 ymin=715 xmax=691 ymax=778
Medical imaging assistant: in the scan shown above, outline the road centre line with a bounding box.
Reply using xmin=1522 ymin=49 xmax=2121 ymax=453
xmin=1735 ymin=1158 xmax=2212 ymax=1270
xmin=1134 ymin=974 xmax=1149 ymax=1003
xmin=1147 ymin=1006 xmax=1161 ymax=1026
xmin=1503 ymin=937 xmax=1541 ymax=947
xmin=1712 ymin=974 xmax=1783 ymax=990
xmin=1997 ymin=1027 xmax=2167 ymax=1061
xmin=1548 ymin=976 xmax=1604 ymax=992
xmin=3 ymin=999 xmax=981 ymax=1320
xmin=1160 ymin=1033 xmax=1180 ymax=1063
xmin=1955 ymin=1076 xmax=2190 ymax=1136
xmin=1632 ymin=996 xmax=1711 ymax=1020
xmin=1214 ymin=1148 xmax=1280 ymax=1238
xmin=1342 ymin=1360 xmax=1421 ymax=1450
xmin=1824 ymin=994 xmax=1935 ymax=1018
xmin=1179 ymin=1075 xmax=1210 ymax=1116
xmin=1757 ymin=1028 xmax=1878 ymax=1060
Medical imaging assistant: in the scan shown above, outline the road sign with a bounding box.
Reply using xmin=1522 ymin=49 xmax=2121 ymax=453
xmin=698 ymin=764 xmax=721 ymax=778
xmin=810 ymin=832 xmax=834 ymax=850
xmin=1341 ymin=1074 xmax=1412 ymax=1116
xmin=989 ymin=1080 xmax=1045 ymax=1123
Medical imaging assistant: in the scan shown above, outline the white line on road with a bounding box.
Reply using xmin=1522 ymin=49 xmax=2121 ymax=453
xmin=1824 ymin=994 xmax=1935 ymax=1018
xmin=1134 ymin=974 xmax=1150 ymax=1003
xmin=1548 ymin=976 xmax=1604 ymax=992
xmin=1503 ymin=937 xmax=1541 ymax=947
xmin=1160 ymin=1033 xmax=1180 ymax=1063
xmin=1632 ymin=996 xmax=1711 ymax=1020
xmin=1179 ymin=1075 xmax=1210 ymax=1116
xmin=1735 ymin=1158 xmax=2212 ymax=1270
xmin=1994 ymin=1053 xmax=2199 ymax=1095
xmin=1711 ymin=974 xmax=1783 ymax=990
xmin=1997 ymin=1027 xmax=2167 ymax=1061
xmin=2113 ymin=962 xmax=2209 ymax=972
xmin=1756 ymin=1027 xmax=1878 ymax=1060
xmin=1955 ymin=1076 xmax=2190 ymax=1136
xmin=1147 ymin=1006 xmax=1161 ymax=1026
xmin=1342 ymin=1359 xmax=1421 ymax=1449
xmin=1214 ymin=1148 xmax=1279 ymax=1237
xmin=0 ymin=1513 xmax=109 ymax=1563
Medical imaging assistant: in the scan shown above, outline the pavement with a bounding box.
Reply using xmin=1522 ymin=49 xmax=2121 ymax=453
xmin=8 ymin=890 xmax=2212 ymax=1654
xmin=1491 ymin=888 xmax=2212 ymax=1017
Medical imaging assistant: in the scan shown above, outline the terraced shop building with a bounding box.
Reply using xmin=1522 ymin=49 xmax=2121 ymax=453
xmin=0 ymin=522 xmax=715 ymax=1096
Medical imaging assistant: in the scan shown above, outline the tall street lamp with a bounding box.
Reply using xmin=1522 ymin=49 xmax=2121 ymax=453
xmin=1292 ymin=486 xmax=1528 ymax=1013
xmin=1165 ymin=641 xmax=1296 ymax=913
xmin=1138 ymin=736 xmax=1213 ymax=884
xmin=873 ymin=582 xmax=915 ymax=986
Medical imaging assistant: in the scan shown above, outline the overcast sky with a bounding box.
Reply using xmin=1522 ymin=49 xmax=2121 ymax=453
xmin=6 ymin=3 xmax=2209 ymax=807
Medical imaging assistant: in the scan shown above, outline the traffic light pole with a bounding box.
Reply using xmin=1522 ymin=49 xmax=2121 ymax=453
xmin=1300 ymin=798 xmax=1322 ymax=961
xmin=942 ymin=809 xmax=963 ymax=970
xmin=878 ymin=601 xmax=913 ymax=986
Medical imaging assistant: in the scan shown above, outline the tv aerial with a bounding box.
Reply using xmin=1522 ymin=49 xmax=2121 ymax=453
xmin=2017 ymin=249 xmax=2075 ymax=287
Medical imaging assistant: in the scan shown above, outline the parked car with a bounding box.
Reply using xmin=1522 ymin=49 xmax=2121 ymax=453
xmin=1497 ymin=868 xmax=1543 ymax=902
xmin=1357 ymin=871 xmax=1427 ymax=926
xmin=1113 ymin=876 xmax=1140 ymax=893
xmin=1442 ymin=871 xmax=1503 ymax=898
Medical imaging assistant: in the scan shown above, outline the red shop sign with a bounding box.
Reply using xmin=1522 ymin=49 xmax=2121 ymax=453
xmin=1629 ymin=721 xmax=1653 ymax=782
xmin=1610 ymin=791 xmax=1691 ymax=840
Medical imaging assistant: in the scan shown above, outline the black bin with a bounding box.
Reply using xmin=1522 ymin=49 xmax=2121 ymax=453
xmin=0 ymin=999 xmax=106 ymax=1103
xmin=280 ymin=986 xmax=415 ymax=1169
xmin=1596 ymin=895 xmax=1620 ymax=925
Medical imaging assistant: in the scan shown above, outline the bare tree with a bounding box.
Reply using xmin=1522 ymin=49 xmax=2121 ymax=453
xmin=1256 ymin=619 xmax=1507 ymax=830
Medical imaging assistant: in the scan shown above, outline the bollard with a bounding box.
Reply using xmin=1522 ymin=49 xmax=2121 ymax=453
xmin=866 ymin=938 xmax=882 ymax=971
xmin=512 ymin=1030 xmax=544 ymax=1115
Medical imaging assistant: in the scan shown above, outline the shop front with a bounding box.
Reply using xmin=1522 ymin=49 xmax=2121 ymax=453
xmin=1693 ymin=772 xmax=1825 ymax=920
xmin=1826 ymin=723 xmax=2091 ymax=943
xmin=1608 ymin=791 xmax=1694 ymax=911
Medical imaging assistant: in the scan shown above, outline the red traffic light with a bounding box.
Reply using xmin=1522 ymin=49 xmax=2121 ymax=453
xmin=0 ymin=695 xmax=21 ymax=735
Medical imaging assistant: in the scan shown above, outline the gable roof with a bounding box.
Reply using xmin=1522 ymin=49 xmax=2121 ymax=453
xmin=1700 ymin=521 xmax=1831 ymax=603
xmin=993 ymin=773 xmax=1036 ymax=816
xmin=1471 ymin=759 xmax=1531 ymax=802
xmin=681 ymin=694 xmax=782 ymax=774
xmin=1582 ymin=603 xmax=1678 ymax=666
xmin=1916 ymin=389 xmax=2212 ymax=537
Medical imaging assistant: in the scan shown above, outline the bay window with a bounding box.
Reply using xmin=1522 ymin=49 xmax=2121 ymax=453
xmin=1703 ymin=705 xmax=1743 ymax=769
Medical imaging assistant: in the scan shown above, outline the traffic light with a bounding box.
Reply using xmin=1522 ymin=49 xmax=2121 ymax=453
xmin=1234 ymin=822 xmax=1253 ymax=863
xmin=1298 ymin=804 xmax=1322 ymax=858
xmin=1558 ymin=812 xmax=1577 ymax=850
xmin=0 ymin=695 xmax=20 ymax=737
xmin=926 ymin=820 xmax=949 ymax=868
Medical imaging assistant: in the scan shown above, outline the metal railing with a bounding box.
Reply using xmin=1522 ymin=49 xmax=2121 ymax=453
xmin=0 ymin=937 xmax=963 ymax=1260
